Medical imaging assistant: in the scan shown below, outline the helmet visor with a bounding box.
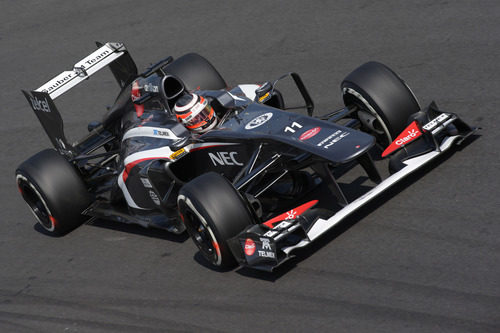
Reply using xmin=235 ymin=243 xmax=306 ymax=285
xmin=185 ymin=104 xmax=215 ymax=131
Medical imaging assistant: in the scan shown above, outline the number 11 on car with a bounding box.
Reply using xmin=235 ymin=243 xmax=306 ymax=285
xmin=284 ymin=122 xmax=303 ymax=133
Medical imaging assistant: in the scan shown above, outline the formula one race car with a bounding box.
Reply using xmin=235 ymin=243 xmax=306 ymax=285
xmin=16 ymin=42 xmax=476 ymax=271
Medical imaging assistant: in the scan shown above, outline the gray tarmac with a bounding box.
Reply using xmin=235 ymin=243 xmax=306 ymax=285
xmin=1 ymin=1 xmax=499 ymax=332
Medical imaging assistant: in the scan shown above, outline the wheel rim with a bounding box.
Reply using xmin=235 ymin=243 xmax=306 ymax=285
xmin=184 ymin=210 xmax=220 ymax=265
xmin=16 ymin=175 xmax=54 ymax=231
xmin=343 ymin=87 xmax=393 ymax=143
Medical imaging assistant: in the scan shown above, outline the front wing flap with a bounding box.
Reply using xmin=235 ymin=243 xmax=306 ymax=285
xmin=233 ymin=233 xmax=280 ymax=271
xmin=228 ymin=209 xmax=322 ymax=271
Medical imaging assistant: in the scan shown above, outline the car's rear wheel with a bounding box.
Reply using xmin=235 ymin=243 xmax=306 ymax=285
xmin=178 ymin=172 xmax=254 ymax=269
xmin=165 ymin=53 xmax=227 ymax=91
xmin=16 ymin=149 xmax=92 ymax=235
xmin=341 ymin=62 xmax=421 ymax=146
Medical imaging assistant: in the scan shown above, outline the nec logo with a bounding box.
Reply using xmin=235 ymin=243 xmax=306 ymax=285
xmin=30 ymin=96 xmax=51 ymax=113
xmin=208 ymin=152 xmax=243 ymax=166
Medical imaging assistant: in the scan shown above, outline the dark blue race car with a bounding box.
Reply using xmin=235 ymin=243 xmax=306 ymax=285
xmin=16 ymin=42 xmax=476 ymax=271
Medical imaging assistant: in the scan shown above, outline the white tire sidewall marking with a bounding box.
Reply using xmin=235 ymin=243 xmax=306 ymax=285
xmin=16 ymin=173 xmax=55 ymax=232
xmin=178 ymin=194 xmax=222 ymax=266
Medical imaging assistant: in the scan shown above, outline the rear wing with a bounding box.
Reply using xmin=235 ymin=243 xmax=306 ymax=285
xmin=22 ymin=42 xmax=137 ymax=156
xmin=35 ymin=42 xmax=136 ymax=99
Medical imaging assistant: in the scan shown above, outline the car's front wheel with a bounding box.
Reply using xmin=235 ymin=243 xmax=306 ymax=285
xmin=341 ymin=61 xmax=421 ymax=146
xmin=178 ymin=172 xmax=254 ymax=269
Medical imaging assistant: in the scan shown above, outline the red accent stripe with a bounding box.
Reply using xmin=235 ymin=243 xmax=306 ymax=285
xmin=212 ymin=240 xmax=220 ymax=254
xmin=122 ymin=157 xmax=162 ymax=182
xmin=49 ymin=215 xmax=57 ymax=228
xmin=134 ymin=104 xmax=145 ymax=117
xmin=131 ymin=80 xmax=144 ymax=117
xmin=122 ymin=145 xmax=228 ymax=182
xmin=381 ymin=121 xmax=422 ymax=157
xmin=189 ymin=144 xmax=226 ymax=152
xmin=262 ymin=199 xmax=319 ymax=228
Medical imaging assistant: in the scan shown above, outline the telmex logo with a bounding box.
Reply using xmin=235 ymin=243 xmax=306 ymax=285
xmin=395 ymin=129 xmax=420 ymax=146
xmin=153 ymin=129 xmax=172 ymax=137
xmin=245 ymin=112 xmax=273 ymax=130
xmin=30 ymin=96 xmax=51 ymax=113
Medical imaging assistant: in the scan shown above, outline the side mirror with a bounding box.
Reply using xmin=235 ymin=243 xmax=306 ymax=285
xmin=140 ymin=56 xmax=173 ymax=78
xmin=255 ymin=81 xmax=273 ymax=103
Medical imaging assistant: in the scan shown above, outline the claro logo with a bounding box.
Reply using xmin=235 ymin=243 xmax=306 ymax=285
xmin=395 ymin=128 xmax=420 ymax=146
xmin=381 ymin=121 xmax=422 ymax=158
xmin=244 ymin=238 xmax=256 ymax=256
xmin=30 ymin=96 xmax=51 ymax=113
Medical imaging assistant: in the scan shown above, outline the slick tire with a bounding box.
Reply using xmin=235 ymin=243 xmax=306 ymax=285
xmin=15 ymin=149 xmax=92 ymax=236
xmin=165 ymin=53 xmax=227 ymax=91
xmin=178 ymin=172 xmax=254 ymax=269
xmin=341 ymin=62 xmax=421 ymax=145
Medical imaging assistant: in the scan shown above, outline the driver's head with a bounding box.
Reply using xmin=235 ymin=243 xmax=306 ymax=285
xmin=174 ymin=93 xmax=217 ymax=133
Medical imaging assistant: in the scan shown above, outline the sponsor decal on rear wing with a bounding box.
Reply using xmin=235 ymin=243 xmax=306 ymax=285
xmin=35 ymin=42 xmax=127 ymax=99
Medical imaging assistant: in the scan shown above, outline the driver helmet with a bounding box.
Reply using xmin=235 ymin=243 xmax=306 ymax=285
xmin=174 ymin=93 xmax=217 ymax=133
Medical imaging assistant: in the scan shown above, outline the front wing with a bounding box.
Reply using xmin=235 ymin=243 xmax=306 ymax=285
xmin=228 ymin=106 xmax=477 ymax=271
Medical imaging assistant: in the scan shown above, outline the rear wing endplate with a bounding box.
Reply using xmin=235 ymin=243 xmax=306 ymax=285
xmin=21 ymin=90 xmax=75 ymax=156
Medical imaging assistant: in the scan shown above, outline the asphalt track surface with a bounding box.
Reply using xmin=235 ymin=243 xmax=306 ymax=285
xmin=1 ymin=1 xmax=499 ymax=332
